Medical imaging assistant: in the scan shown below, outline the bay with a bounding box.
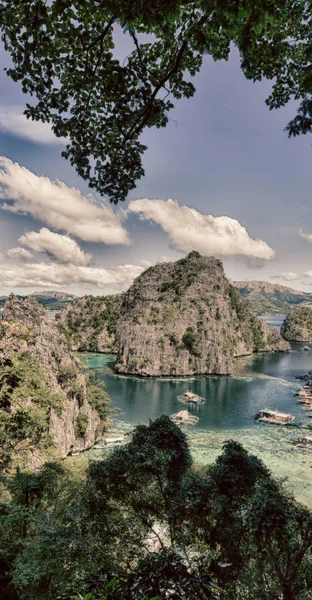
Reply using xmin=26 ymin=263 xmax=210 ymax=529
xmin=85 ymin=315 xmax=312 ymax=505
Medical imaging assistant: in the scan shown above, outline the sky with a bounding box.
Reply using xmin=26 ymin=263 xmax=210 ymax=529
xmin=0 ymin=28 xmax=312 ymax=296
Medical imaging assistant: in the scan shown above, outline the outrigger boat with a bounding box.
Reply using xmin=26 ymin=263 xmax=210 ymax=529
xmin=170 ymin=410 xmax=199 ymax=426
xmin=256 ymin=409 xmax=295 ymax=425
xmin=295 ymin=387 xmax=312 ymax=398
xmin=292 ymin=436 xmax=312 ymax=449
xmin=177 ymin=391 xmax=206 ymax=404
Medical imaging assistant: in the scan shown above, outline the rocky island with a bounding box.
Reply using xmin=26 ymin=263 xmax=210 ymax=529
xmin=281 ymin=305 xmax=312 ymax=341
xmin=0 ymin=296 xmax=109 ymax=470
xmin=114 ymin=252 xmax=290 ymax=377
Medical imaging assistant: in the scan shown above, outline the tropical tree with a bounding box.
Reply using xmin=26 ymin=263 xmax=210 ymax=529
xmin=2 ymin=417 xmax=312 ymax=599
xmin=0 ymin=0 xmax=310 ymax=202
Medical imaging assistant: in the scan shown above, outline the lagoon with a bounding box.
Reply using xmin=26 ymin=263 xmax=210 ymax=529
xmin=86 ymin=316 xmax=312 ymax=505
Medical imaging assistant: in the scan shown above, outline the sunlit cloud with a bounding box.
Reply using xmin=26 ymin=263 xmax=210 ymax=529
xmin=128 ymin=199 xmax=275 ymax=260
xmin=0 ymin=106 xmax=65 ymax=145
xmin=0 ymin=262 xmax=144 ymax=291
xmin=0 ymin=157 xmax=130 ymax=245
xmin=19 ymin=228 xmax=92 ymax=267
xmin=6 ymin=247 xmax=33 ymax=262
xmin=299 ymin=229 xmax=312 ymax=244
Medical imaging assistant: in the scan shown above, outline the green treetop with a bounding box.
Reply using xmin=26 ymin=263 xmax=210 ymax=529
xmin=0 ymin=0 xmax=311 ymax=202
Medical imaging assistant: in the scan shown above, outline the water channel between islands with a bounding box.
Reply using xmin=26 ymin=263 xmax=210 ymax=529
xmin=84 ymin=315 xmax=312 ymax=506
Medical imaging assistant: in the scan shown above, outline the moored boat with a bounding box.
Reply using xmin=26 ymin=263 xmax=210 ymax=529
xmin=177 ymin=391 xmax=206 ymax=404
xmin=292 ymin=436 xmax=312 ymax=448
xmin=170 ymin=409 xmax=199 ymax=426
xmin=256 ymin=408 xmax=294 ymax=425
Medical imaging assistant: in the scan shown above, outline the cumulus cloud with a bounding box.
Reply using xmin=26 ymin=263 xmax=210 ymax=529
xmin=0 ymin=106 xmax=65 ymax=145
xmin=299 ymin=229 xmax=312 ymax=244
xmin=273 ymin=272 xmax=300 ymax=282
xmin=19 ymin=228 xmax=92 ymax=267
xmin=0 ymin=157 xmax=130 ymax=245
xmin=128 ymin=199 xmax=275 ymax=260
xmin=0 ymin=262 xmax=144 ymax=291
xmin=6 ymin=247 xmax=33 ymax=262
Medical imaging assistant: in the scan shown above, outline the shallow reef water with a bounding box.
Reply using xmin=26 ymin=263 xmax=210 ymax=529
xmin=86 ymin=331 xmax=312 ymax=506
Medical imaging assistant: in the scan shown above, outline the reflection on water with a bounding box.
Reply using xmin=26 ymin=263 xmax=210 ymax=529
xmin=85 ymin=315 xmax=312 ymax=505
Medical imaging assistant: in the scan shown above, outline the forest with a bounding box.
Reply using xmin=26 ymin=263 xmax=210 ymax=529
xmin=1 ymin=416 xmax=312 ymax=600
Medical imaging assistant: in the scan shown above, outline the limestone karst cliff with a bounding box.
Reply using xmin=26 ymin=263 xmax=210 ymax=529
xmin=281 ymin=305 xmax=312 ymax=341
xmin=57 ymin=294 xmax=122 ymax=352
xmin=0 ymin=297 xmax=109 ymax=469
xmin=115 ymin=252 xmax=290 ymax=377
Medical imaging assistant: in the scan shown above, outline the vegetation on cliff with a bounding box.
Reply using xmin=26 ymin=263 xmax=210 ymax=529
xmin=1 ymin=417 xmax=312 ymax=600
xmin=0 ymin=297 xmax=110 ymax=471
xmin=234 ymin=280 xmax=312 ymax=316
xmin=281 ymin=305 xmax=312 ymax=341
xmin=115 ymin=252 xmax=289 ymax=377
xmin=57 ymin=294 xmax=122 ymax=352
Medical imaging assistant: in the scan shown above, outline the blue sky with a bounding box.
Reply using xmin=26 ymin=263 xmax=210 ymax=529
xmin=0 ymin=33 xmax=312 ymax=296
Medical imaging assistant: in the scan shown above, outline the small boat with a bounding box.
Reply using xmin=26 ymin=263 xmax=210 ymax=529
xmin=103 ymin=437 xmax=125 ymax=447
xmin=295 ymin=388 xmax=312 ymax=398
xmin=170 ymin=410 xmax=199 ymax=426
xmin=292 ymin=436 xmax=312 ymax=449
xmin=256 ymin=409 xmax=294 ymax=425
xmin=177 ymin=391 xmax=205 ymax=404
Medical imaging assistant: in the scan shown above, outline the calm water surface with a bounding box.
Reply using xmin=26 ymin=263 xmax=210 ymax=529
xmin=86 ymin=316 xmax=312 ymax=505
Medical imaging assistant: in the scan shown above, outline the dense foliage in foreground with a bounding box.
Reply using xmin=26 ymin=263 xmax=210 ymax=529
xmin=1 ymin=416 xmax=312 ymax=600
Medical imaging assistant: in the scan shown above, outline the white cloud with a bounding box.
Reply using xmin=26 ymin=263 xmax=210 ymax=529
xmin=6 ymin=247 xmax=33 ymax=262
xmin=19 ymin=228 xmax=92 ymax=267
xmin=0 ymin=262 xmax=144 ymax=291
xmin=299 ymin=229 xmax=312 ymax=244
xmin=0 ymin=106 xmax=65 ymax=145
xmin=128 ymin=199 xmax=275 ymax=260
xmin=0 ymin=157 xmax=130 ymax=245
xmin=275 ymin=272 xmax=300 ymax=281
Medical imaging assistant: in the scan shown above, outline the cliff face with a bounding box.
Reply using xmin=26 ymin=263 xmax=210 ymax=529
xmin=234 ymin=280 xmax=312 ymax=315
xmin=57 ymin=294 xmax=122 ymax=352
xmin=115 ymin=253 xmax=290 ymax=377
xmin=0 ymin=297 xmax=108 ymax=469
xmin=281 ymin=305 xmax=312 ymax=341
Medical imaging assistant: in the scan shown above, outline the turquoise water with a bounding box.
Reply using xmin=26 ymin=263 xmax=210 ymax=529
xmin=85 ymin=317 xmax=312 ymax=505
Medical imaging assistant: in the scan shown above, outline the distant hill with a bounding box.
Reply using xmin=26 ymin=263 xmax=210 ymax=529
xmin=0 ymin=291 xmax=77 ymax=311
xmin=233 ymin=281 xmax=312 ymax=315
xmin=29 ymin=290 xmax=77 ymax=300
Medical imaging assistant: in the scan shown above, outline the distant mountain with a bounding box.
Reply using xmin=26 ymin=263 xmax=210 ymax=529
xmin=29 ymin=291 xmax=77 ymax=300
xmin=233 ymin=281 xmax=312 ymax=315
xmin=0 ymin=291 xmax=77 ymax=310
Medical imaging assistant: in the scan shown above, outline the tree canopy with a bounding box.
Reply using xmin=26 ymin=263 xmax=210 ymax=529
xmin=1 ymin=416 xmax=312 ymax=600
xmin=0 ymin=0 xmax=311 ymax=203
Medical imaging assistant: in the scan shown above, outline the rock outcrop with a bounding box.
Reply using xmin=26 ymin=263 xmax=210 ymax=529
xmin=0 ymin=297 xmax=109 ymax=469
xmin=234 ymin=280 xmax=312 ymax=315
xmin=115 ymin=252 xmax=290 ymax=377
xmin=281 ymin=305 xmax=312 ymax=341
xmin=57 ymin=294 xmax=122 ymax=352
